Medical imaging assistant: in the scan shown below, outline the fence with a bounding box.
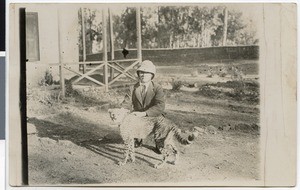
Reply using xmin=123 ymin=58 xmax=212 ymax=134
xmin=80 ymin=45 xmax=259 ymax=65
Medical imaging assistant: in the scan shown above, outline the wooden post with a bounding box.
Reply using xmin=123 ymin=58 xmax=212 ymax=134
xmin=102 ymin=8 xmax=108 ymax=92
xmin=109 ymin=8 xmax=114 ymax=80
xmin=58 ymin=9 xmax=65 ymax=98
xmin=136 ymin=6 xmax=142 ymax=63
xmin=81 ymin=7 xmax=87 ymax=73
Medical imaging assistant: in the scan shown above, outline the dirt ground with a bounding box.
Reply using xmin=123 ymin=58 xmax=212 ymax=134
xmin=26 ymin=64 xmax=260 ymax=186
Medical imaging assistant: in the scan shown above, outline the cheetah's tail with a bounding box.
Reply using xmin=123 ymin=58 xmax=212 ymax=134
xmin=174 ymin=127 xmax=201 ymax=145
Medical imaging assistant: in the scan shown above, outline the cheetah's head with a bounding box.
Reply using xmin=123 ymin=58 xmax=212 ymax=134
xmin=108 ymin=108 xmax=130 ymax=124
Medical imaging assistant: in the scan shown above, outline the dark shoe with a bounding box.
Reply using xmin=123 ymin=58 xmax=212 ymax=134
xmin=154 ymin=145 xmax=162 ymax=154
xmin=134 ymin=139 xmax=143 ymax=148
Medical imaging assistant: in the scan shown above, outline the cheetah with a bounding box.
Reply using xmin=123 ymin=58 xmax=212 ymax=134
xmin=108 ymin=108 xmax=199 ymax=168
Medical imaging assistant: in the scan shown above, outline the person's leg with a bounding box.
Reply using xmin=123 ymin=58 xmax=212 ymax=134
xmin=134 ymin=138 xmax=143 ymax=148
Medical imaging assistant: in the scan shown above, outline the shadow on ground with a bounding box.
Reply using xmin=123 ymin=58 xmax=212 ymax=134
xmin=28 ymin=116 xmax=160 ymax=166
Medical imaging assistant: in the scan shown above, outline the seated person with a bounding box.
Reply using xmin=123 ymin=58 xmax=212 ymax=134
xmin=122 ymin=60 xmax=165 ymax=148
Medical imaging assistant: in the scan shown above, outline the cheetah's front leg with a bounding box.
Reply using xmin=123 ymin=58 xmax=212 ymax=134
xmin=171 ymin=146 xmax=179 ymax=165
xmin=154 ymin=148 xmax=167 ymax=169
xmin=118 ymin=148 xmax=129 ymax=166
xmin=128 ymin=138 xmax=136 ymax=163
xmin=118 ymin=139 xmax=135 ymax=166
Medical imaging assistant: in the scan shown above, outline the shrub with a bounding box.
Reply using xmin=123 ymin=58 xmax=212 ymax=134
xmin=230 ymin=66 xmax=244 ymax=81
xmin=198 ymin=85 xmax=222 ymax=98
xmin=218 ymin=67 xmax=228 ymax=77
xmin=206 ymin=69 xmax=214 ymax=78
xmin=65 ymin=80 xmax=79 ymax=97
xmin=191 ymin=70 xmax=199 ymax=77
xmin=171 ymin=79 xmax=183 ymax=91
xmin=39 ymin=70 xmax=53 ymax=86
xmin=197 ymin=80 xmax=259 ymax=104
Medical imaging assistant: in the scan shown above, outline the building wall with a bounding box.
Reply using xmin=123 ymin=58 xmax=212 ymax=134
xmin=26 ymin=4 xmax=79 ymax=87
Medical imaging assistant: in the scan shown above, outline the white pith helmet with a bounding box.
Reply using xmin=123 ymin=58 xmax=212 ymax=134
xmin=137 ymin=60 xmax=156 ymax=77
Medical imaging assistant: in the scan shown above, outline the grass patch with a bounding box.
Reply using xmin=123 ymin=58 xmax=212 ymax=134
xmin=197 ymin=80 xmax=259 ymax=104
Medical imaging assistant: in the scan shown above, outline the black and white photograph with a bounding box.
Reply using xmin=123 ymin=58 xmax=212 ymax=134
xmin=8 ymin=2 xmax=296 ymax=187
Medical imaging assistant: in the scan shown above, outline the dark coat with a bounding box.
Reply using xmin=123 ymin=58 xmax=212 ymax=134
xmin=123 ymin=81 xmax=165 ymax=117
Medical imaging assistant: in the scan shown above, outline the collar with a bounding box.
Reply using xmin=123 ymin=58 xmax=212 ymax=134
xmin=139 ymin=81 xmax=151 ymax=92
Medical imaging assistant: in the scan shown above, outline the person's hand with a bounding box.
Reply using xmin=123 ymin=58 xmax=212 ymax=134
xmin=131 ymin=112 xmax=147 ymax=117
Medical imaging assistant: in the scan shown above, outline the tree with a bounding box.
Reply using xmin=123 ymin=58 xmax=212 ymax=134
xmin=212 ymin=8 xmax=258 ymax=46
xmin=141 ymin=7 xmax=159 ymax=48
xmin=112 ymin=7 xmax=137 ymax=49
xmin=157 ymin=6 xmax=191 ymax=48
xmin=234 ymin=18 xmax=259 ymax=45
xmin=78 ymin=8 xmax=102 ymax=55
xmin=190 ymin=6 xmax=223 ymax=47
xmin=226 ymin=10 xmax=245 ymax=45
xmin=78 ymin=6 xmax=259 ymax=52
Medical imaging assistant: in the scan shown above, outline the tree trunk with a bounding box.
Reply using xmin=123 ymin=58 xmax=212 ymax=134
xmin=169 ymin=32 xmax=173 ymax=48
xmin=193 ymin=33 xmax=197 ymax=47
xmin=197 ymin=33 xmax=201 ymax=48
xmin=201 ymin=19 xmax=205 ymax=47
xmin=222 ymin=7 xmax=228 ymax=46
xmin=204 ymin=29 xmax=207 ymax=47
xmin=182 ymin=34 xmax=186 ymax=48
xmin=157 ymin=6 xmax=161 ymax=48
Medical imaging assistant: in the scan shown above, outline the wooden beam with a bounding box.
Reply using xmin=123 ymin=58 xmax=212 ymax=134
xmin=81 ymin=7 xmax=87 ymax=73
xmin=51 ymin=58 xmax=138 ymax=66
xmin=103 ymin=8 xmax=108 ymax=92
xmin=108 ymin=60 xmax=139 ymax=85
xmin=108 ymin=58 xmax=138 ymax=63
xmin=136 ymin=6 xmax=142 ymax=63
xmin=109 ymin=8 xmax=115 ymax=80
xmin=58 ymin=9 xmax=65 ymax=98
xmin=63 ymin=66 xmax=105 ymax=86
xmin=112 ymin=61 xmax=126 ymax=70
xmin=72 ymin=62 xmax=105 ymax=84
xmin=107 ymin=63 xmax=136 ymax=80
xmin=51 ymin=60 xmax=105 ymax=66
xmin=110 ymin=61 xmax=136 ymax=78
